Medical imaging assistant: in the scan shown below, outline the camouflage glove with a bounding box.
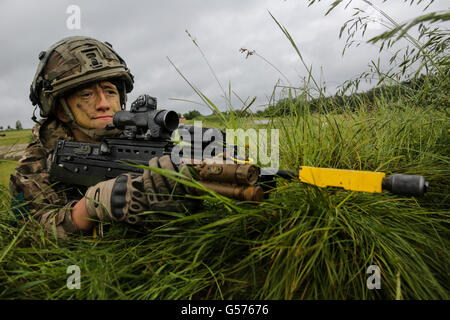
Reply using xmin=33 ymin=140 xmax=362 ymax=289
xmin=143 ymin=155 xmax=202 ymax=213
xmin=85 ymin=173 xmax=148 ymax=225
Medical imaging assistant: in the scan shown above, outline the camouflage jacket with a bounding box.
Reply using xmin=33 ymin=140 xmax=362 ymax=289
xmin=9 ymin=117 xmax=87 ymax=236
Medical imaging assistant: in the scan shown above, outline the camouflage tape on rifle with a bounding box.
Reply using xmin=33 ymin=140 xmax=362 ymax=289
xmin=195 ymin=163 xmax=260 ymax=185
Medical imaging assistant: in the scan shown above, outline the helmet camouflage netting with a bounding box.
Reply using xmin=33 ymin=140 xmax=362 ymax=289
xmin=30 ymin=36 xmax=134 ymax=118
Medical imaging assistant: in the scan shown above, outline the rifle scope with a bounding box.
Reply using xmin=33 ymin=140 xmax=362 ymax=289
xmin=107 ymin=94 xmax=179 ymax=139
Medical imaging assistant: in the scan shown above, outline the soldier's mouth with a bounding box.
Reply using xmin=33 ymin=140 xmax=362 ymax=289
xmin=94 ymin=116 xmax=113 ymax=120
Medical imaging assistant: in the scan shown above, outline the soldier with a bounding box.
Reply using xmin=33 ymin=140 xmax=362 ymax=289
xmin=9 ymin=36 xmax=200 ymax=239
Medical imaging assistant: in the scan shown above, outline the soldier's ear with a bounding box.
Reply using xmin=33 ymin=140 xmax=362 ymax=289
xmin=55 ymin=104 xmax=70 ymax=123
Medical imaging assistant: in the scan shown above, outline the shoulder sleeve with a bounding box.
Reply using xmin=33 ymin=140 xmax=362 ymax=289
xmin=9 ymin=140 xmax=68 ymax=220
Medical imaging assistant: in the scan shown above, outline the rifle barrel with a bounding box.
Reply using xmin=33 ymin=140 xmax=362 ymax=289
xmin=261 ymin=167 xmax=428 ymax=197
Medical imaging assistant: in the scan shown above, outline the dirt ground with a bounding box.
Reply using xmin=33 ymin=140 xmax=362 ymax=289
xmin=0 ymin=144 xmax=28 ymax=160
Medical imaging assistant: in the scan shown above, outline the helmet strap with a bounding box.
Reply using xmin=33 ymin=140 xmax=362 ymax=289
xmin=110 ymin=79 xmax=127 ymax=110
xmin=59 ymin=97 xmax=76 ymax=122
xmin=31 ymin=106 xmax=40 ymax=124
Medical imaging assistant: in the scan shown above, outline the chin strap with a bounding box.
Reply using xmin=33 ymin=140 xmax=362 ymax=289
xmin=59 ymin=98 xmax=122 ymax=141
xmin=31 ymin=106 xmax=40 ymax=124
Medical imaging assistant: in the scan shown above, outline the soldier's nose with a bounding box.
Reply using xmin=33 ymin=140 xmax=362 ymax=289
xmin=96 ymin=90 xmax=111 ymax=111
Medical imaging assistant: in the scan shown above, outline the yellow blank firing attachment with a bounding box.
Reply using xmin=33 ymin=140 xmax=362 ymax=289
xmin=299 ymin=166 xmax=386 ymax=193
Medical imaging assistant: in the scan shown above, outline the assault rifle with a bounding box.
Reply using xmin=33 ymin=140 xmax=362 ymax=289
xmin=49 ymin=94 xmax=429 ymax=201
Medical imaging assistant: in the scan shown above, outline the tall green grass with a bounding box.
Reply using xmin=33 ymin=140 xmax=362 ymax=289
xmin=0 ymin=102 xmax=448 ymax=299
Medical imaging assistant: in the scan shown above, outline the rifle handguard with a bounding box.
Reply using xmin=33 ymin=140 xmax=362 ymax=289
xmin=199 ymin=181 xmax=264 ymax=202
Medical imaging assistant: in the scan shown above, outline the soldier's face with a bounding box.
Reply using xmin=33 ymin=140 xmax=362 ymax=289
xmin=66 ymin=81 xmax=121 ymax=129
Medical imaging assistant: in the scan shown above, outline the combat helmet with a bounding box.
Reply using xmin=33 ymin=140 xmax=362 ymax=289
xmin=30 ymin=36 xmax=134 ymax=119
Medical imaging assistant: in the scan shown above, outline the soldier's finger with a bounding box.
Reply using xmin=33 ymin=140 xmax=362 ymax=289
xmin=145 ymin=157 xmax=163 ymax=201
xmin=178 ymin=164 xmax=200 ymax=196
xmin=158 ymin=155 xmax=186 ymax=196
xmin=149 ymin=157 xmax=171 ymax=200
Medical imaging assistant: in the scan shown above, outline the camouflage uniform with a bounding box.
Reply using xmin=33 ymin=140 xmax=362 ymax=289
xmin=9 ymin=117 xmax=84 ymax=239
xmin=13 ymin=36 xmax=200 ymax=239
xmin=13 ymin=36 xmax=134 ymax=239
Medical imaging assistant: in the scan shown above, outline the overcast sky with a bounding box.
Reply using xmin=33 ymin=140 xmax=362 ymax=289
xmin=0 ymin=0 xmax=448 ymax=129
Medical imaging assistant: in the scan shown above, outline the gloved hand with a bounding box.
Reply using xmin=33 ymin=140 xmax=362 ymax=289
xmin=85 ymin=173 xmax=147 ymax=225
xmin=84 ymin=155 xmax=202 ymax=226
xmin=143 ymin=155 xmax=202 ymax=213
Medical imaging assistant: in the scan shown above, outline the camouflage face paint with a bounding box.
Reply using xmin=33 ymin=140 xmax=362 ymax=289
xmin=66 ymin=81 xmax=121 ymax=129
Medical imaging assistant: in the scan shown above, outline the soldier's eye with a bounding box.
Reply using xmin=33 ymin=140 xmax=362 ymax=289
xmin=107 ymin=90 xmax=117 ymax=95
xmin=80 ymin=91 xmax=92 ymax=98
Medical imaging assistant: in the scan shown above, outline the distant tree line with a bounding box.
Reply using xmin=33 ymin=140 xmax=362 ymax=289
xmin=262 ymin=73 xmax=448 ymax=117
xmin=174 ymin=72 xmax=448 ymax=121
xmin=0 ymin=120 xmax=23 ymax=131
xmin=182 ymin=110 xmax=202 ymax=120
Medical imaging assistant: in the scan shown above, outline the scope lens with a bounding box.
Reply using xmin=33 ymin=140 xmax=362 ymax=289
xmin=155 ymin=110 xmax=179 ymax=131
